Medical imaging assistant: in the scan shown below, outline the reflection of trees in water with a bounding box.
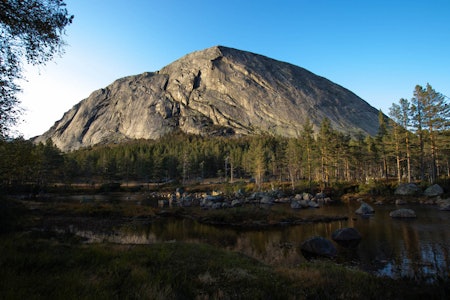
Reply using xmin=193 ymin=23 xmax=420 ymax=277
xmin=77 ymin=204 xmax=449 ymax=282
xmin=233 ymin=230 xmax=302 ymax=266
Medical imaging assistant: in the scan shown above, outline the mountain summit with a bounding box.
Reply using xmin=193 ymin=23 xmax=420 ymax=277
xmin=35 ymin=46 xmax=380 ymax=151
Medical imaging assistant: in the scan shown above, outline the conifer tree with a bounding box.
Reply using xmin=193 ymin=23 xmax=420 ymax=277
xmin=300 ymin=118 xmax=315 ymax=189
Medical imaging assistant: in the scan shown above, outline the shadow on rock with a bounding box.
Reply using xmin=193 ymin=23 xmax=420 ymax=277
xmin=331 ymin=227 xmax=362 ymax=248
xmin=300 ymin=236 xmax=337 ymax=260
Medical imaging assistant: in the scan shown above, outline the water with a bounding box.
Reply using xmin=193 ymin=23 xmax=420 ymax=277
xmin=76 ymin=201 xmax=450 ymax=282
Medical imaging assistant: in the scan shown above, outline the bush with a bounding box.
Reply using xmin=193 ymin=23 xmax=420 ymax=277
xmin=358 ymin=179 xmax=395 ymax=196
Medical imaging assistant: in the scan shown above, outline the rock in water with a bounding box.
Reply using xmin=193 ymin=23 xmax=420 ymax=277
xmin=394 ymin=183 xmax=421 ymax=195
xmin=300 ymin=236 xmax=337 ymax=259
xmin=424 ymin=184 xmax=444 ymax=197
xmin=331 ymin=227 xmax=362 ymax=241
xmin=389 ymin=208 xmax=417 ymax=218
xmin=436 ymin=198 xmax=450 ymax=211
xmin=34 ymin=46 xmax=381 ymax=151
xmin=290 ymin=200 xmax=302 ymax=209
xmin=355 ymin=202 xmax=375 ymax=215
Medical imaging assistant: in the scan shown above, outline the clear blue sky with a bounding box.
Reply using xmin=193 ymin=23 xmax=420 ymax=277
xmin=17 ymin=0 xmax=450 ymax=138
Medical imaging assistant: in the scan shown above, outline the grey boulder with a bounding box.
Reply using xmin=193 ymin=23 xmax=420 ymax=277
xmin=389 ymin=208 xmax=417 ymax=218
xmin=395 ymin=183 xmax=421 ymax=195
xmin=424 ymin=184 xmax=444 ymax=197
xmin=300 ymin=236 xmax=337 ymax=259
xmin=331 ymin=227 xmax=362 ymax=248
xmin=355 ymin=202 xmax=374 ymax=215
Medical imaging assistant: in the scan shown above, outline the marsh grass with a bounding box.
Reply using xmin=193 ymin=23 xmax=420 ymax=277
xmin=0 ymin=233 xmax=291 ymax=299
xmin=1 ymin=197 xmax=448 ymax=299
xmin=2 ymin=231 xmax=448 ymax=299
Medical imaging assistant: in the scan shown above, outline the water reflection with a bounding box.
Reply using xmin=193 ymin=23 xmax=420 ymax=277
xmin=78 ymin=203 xmax=450 ymax=281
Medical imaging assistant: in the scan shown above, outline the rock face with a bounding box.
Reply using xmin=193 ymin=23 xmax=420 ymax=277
xmin=34 ymin=46 xmax=382 ymax=151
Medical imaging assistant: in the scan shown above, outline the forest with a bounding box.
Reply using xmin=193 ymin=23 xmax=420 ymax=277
xmin=1 ymin=84 xmax=449 ymax=194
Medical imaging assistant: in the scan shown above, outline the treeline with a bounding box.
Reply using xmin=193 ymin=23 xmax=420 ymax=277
xmin=1 ymin=84 xmax=449 ymax=192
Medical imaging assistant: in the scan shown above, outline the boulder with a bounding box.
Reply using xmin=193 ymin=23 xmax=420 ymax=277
xmin=437 ymin=198 xmax=450 ymax=211
xmin=424 ymin=184 xmax=444 ymax=197
xmin=221 ymin=202 xmax=231 ymax=209
xmin=420 ymin=198 xmax=435 ymax=205
xmin=248 ymin=192 xmax=266 ymax=201
xmin=211 ymin=190 xmax=222 ymax=196
xmin=315 ymin=192 xmax=326 ymax=200
xmin=331 ymin=228 xmax=362 ymax=241
xmin=300 ymin=236 xmax=337 ymax=259
xmin=324 ymin=197 xmax=333 ymax=204
xmin=394 ymin=183 xmax=421 ymax=195
xmin=355 ymin=202 xmax=374 ymax=215
xmin=395 ymin=199 xmax=407 ymax=205
xmin=204 ymin=195 xmax=224 ymax=202
xmin=260 ymin=195 xmax=274 ymax=205
xmin=303 ymin=192 xmax=313 ymax=201
xmin=234 ymin=189 xmax=245 ymax=198
xmin=331 ymin=228 xmax=362 ymax=248
xmin=211 ymin=202 xmax=222 ymax=209
xmin=231 ymin=199 xmax=242 ymax=207
xmin=175 ymin=187 xmax=184 ymax=198
xmin=299 ymin=200 xmax=310 ymax=208
xmin=308 ymin=201 xmax=320 ymax=208
xmin=389 ymin=208 xmax=417 ymax=218
xmin=290 ymin=200 xmax=302 ymax=209
xmin=275 ymin=197 xmax=290 ymax=203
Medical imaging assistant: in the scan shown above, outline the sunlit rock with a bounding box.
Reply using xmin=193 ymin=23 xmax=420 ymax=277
xmin=34 ymin=46 xmax=381 ymax=151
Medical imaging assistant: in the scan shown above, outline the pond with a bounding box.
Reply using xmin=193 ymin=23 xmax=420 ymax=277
xmin=74 ymin=201 xmax=450 ymax=282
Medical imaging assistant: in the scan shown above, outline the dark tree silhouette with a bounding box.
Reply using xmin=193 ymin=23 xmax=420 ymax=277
xmin=0 ymin=0 xmax=73 ymax=138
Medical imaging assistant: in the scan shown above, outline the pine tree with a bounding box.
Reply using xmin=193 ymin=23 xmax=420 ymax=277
xmin=389 ymin=103 xmax=404 ymax=183
xmin=411 ymin=84 xmax=450 ymax=182
xmin=376 ymin=110 xmax=389 ymax=181
xmin=300 ymin=118 xmax=315 ymax=189
xmin=286 ymin=138 xmax=301 ymax=190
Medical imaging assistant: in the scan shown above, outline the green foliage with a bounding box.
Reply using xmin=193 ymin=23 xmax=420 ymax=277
xmin=357 ymin=179 xmax=395 ymax=196
xmin=0 ymin=138 xmax=64 ymax=193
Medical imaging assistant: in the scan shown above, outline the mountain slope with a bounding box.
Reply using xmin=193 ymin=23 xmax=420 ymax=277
xmin=35 ymin=46 xmax=380 ymax=151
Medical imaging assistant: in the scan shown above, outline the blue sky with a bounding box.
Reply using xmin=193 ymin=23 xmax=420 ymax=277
xmin=17 ymin=0 xmax=450 ymax=138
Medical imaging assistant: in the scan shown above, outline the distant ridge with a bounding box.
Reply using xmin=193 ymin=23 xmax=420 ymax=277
xmin=34 ymin=45 xmax=380 ymax=151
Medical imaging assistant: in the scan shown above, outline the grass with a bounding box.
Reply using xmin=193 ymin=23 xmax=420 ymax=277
xmin=1 ymin=232 xmax=447 ymax=299
xmin=0 ymin=233 xmax=290 ymax=299
xmin=1 ymin=197 xmax=448 ymax=299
